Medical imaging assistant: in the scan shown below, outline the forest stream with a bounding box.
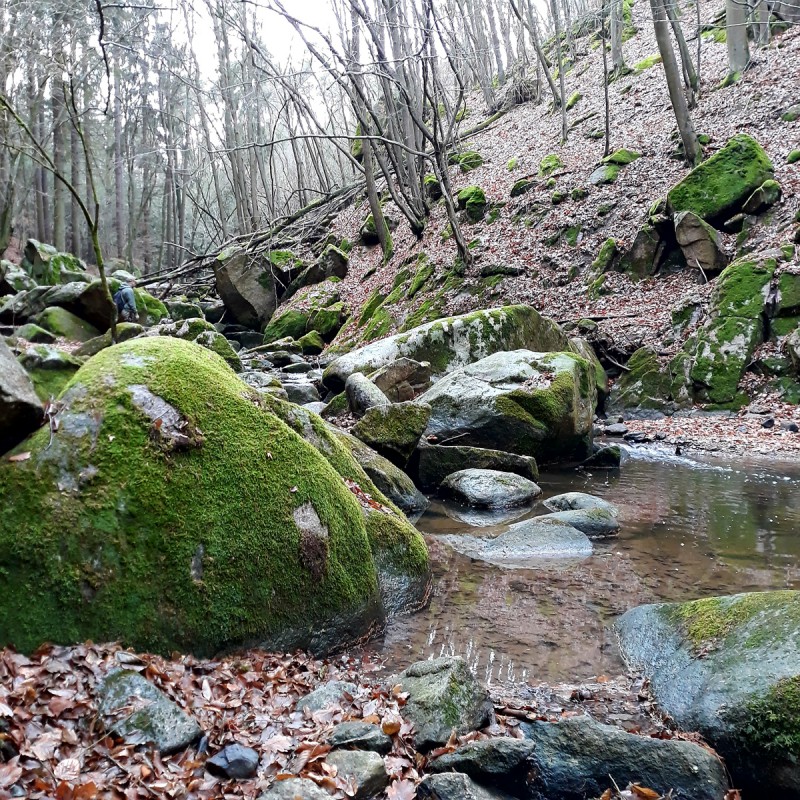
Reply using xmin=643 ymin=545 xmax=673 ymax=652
xmin=368 ymin=446 xmax=800 ymax=687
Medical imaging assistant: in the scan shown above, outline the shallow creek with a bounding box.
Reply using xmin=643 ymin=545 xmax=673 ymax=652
xmin=366 ymin=446 xmax=800 ymax=686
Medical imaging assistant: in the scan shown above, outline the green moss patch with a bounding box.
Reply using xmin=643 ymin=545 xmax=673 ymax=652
xmin=539 ymin=154 xmax=563 ymax=177
xmin=592 ymin=238 xmax=617 ymax=272
xmin=602 ymin=148 xmax=641 ymax=165
xmin=0 ymin=337 xmax=430 ymax=656
xmin=634 ymin=53 xmax=662 ymax=72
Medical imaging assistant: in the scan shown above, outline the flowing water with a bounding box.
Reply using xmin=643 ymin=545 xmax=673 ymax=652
xmin=366 ymin=446 xmax=800 ymax=687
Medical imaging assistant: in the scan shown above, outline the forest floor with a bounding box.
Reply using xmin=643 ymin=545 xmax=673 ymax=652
xmin=0 ymin=643 xmax=679 ymax=800
xmin=288 ymin=0 xmax=800 ymax=459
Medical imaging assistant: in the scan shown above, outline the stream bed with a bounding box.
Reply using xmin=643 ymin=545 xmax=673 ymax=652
xmin=366 ymin=446 xmax=800 ymax=687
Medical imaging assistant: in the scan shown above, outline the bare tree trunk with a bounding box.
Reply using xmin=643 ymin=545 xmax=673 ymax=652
xmin=485 ymin=1 xmax=506 ymax=86
xmin=650 ymin=0 xmax=701 ymax=164
xmin=610 ymin=0 xmax=625 ymax=72
xmin=113 ymin=66 xmax=125 ymax=258
xmin=550 ymin=0 xmax=569 ymax=141
xmin=726 ymin=0 xmax=750 ymax=75
xmin=601 ymin=0 xmax=611 ymax=157
xmin=51 ymin=88 xmax=66 ymax=250
xmin=664 ymin=1 xmax=698 ymax=102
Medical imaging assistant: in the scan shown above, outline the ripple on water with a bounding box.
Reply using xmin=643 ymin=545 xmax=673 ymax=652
xmin=364 ymin=451 xmax=800 ymax=685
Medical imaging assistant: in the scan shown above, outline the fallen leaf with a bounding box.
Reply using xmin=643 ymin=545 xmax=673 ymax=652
xmin=7 ymin=452 xmax=30 ymax=462
xmin=630 ymin=785 xmax=660 ymax=799
xmin=54 ymin=757 xmax=82 ymax=782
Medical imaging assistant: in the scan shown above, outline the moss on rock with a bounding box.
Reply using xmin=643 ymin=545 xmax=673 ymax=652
xmin=17 ymin=344 xmax=84 ymax=402
xmin=36 ymin=306 xmax=100 ymax=342
xmin=457 ymin=186 xmax=487 ymax=222
xmin=539 ymin=154 xmax=563 ymax=177
xmin=0 ymin=337 xmax=430 ymax=656
xmin=592 ymin=238 xmax=617 ymax=272
xmin=666 ymin=134 xmax=774 ymax=224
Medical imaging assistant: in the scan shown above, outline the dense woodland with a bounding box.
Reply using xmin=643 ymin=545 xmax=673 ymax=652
xmin=0 ymin=0 xmax=776 ymax=278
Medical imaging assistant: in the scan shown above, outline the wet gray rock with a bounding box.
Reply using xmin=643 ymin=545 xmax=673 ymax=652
xmin=419 ymin=350 xmax=596 ymax=464
xmin=520 ymin=716 xmax=729 ymax=800
xmin=617 ymin=591 xmax=800 ymax=796
xmin=538 ymin=507 xmax=620 ymax=538
xmin=417 ymin=773 xmax=514 ymax=800
xmin=415 ymin=442 xmax=539 ymax=492
xmin=206 ymin=743 xmax=259 ymax=779
xmin=345 ymin=372 xmax=390 ymax=416
xmin=441 ymin=517 xmax=592 ymax=567
xmin=604 ymin=422 xmax=628 ymax=436
xmin=283 ymin=381 xmax=320 ymax=405
xmin=328 ymin=722 xmax=392 ymax=754
xmin=440 ymin=468 xmax=541 ymax=508
xmin=580 ymin=444 xmax=622 ymax=468
xmin=543 ymin=492 xmax=617 ymax=515
xmin=326 ymin=749 xmax=388 ymax=800
xmin=257 ymin=778 xmax=330 ymax=800
xmin=394 ymin=657 xmax=493 ymax=751
xmin=370 ymin=357 xmax=432 ymax=401
xmin=0 ymin=338 xmax=43 ymax=454
xmin=298 ymin=680 xmax=358 ymax=713
xmin=427 ymin=738 xmax=536 ymax=796
xmin=332 ymin=427 xmax=428 ymax=515
xmin=98 ymin=670 xmax=202 ymax=755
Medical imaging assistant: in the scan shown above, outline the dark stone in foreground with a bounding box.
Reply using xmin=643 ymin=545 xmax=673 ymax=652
xmin=428 ymin=738 xmax=536 ymax=796
xmin=521 ymin=717 xmax=729 ymax=800
xmin=0 ymin=338 xmax=43 ymax=455
xmin=206 ymin=743 xmax=259 ymax=779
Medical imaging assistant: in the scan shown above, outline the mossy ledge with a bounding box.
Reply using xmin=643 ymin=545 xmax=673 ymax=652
xmin=0 ymin=336 xmax=429 ymax=657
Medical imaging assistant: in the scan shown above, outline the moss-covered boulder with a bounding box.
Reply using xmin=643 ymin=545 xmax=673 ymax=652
xmin=167 ymin=300 xmax=204 ymax=321
xmin=214 ymin=248 xmax=277 ymax=330
xmin=193 ymin=330 xmax=242 ymax=372
xmin=297 ymin=330 xmax=325 ymax=356
xmin=423 ymin=174 xmax=442 ymax=200
xmin=457 ymin=186 xmax=487 ymax=223
xmin=615 ymin=223 xmax=663 ymax=279
xmin=322 ymin=305 xmax=572 ymax=393
xmin=682 ymin=255 xmax=777 ymax=405
xmin=0 ymin=339 xmax=44 ymax=455
xmin=264 ymin=279 xmax=346 ymax=345
xmin=617 ymin=592 xmax=800 ymax=796
xmin=14 ymin=323 xmax=55 ymax=344
xmin=539 ymin=154 xmax=563 ymax=177
xmin=22 ymin=239 xmax=87 ymax=285
xmin=146 ymin=317 xmax=216 ymax=341
xmin=510 ymin=178 xmax=534 ymax=198
xmin=360 ymin=214 xmax=398 ymax=246
xmin=318 ymin=245 xmax=349 ymax=280
xmin=607 ymin=347 xmax=684 ymax=413
xmin=588 ymin=163 xmax=620 ymax=185
xmin=0 ymin=260 xmax=36 ymax=295
xmin=35 ymin=306 xmax=100 ymax=342
xmin=17 ymin=343 xmax=84 ymax=402
xmin=351 ymin=401 xmax=432 ymax=468
xmin=602 ymin=148 xmax=641 ymax=165
xmin=0 ymin=337 xmax=430 ymax=656
xmin=419 ymin=350 xmax=596 ymax=464
xmin=741 ymin=179 xmax=782 ymax=215
xmin=666 ymin=134 xmax=774 ymax=224
xmin=591 ymin=238 xmax=617 ymax=273
xmin=449 ymin=150 xmax=483 ymax=172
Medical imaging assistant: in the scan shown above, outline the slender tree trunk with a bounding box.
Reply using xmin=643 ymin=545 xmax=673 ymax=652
xmin=664 ymin=1 xmax=698 ymax=102
xmin=726 ymin=0 xmax=750 ymax=75
xmin=51 ymin=89 xmax=66 ymax=250
xmin=650 ymin=0 xmax=701 ymax=164
xmin=550 ymin=0 xmax=569 ymax=141
xmin=113 ymin=66 xmax=125 ymax=258
xmin=601 ymin=0 xmax=611 ymax=157
xmin=610 ymin=0 xmax=625 ymax=72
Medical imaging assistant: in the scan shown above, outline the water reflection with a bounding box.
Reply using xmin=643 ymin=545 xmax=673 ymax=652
xmin=366 ymin=449 xmax=800 ymax=684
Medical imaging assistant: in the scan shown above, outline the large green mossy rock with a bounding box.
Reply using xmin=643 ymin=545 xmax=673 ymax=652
xmin=0 ymin=260 xmax=36 ymax=295
xmin=263 ymin=279 xmax=346 ymax=345
xmin=666 ymin=134 xmax=774 ymax=224
xmin=682 ymin=255 xmax=776 ymax=405
xmin=0 ymin=337 xmax=429 ymax=656
xmin=419 ymin=350 xmax=596 ymax=464
xmin=608 ymin=347 xmax=685 ymax=413
xmin=23 ymin=239 xmax=88 ymax=285
xmin=351 ymin=401 xmax=432 ymax=468
xmin=617 ymin=592 xmax=800 ymax=796
xmin=36 ymin=306 xmax=100 ymax=342
xmin=457 ymin=186 xmax=487 ymax=223
xmin=322 ymin=306 xmax=572 ymax=394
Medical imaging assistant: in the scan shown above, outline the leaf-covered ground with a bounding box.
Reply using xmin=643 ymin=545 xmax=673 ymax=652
xmin=0 ymin=643 xmax=691 ymax=800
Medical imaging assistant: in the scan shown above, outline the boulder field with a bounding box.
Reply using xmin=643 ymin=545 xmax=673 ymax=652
xmin=0 ymin=336 xmax=429 ymax=657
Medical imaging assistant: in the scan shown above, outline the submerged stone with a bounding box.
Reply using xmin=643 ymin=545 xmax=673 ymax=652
xmin=440 ymin=468 xmax=541 ymax=508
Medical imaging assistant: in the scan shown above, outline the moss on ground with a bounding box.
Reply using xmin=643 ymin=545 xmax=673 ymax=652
xmin=0 ymin=337 xmax=407 ymax=656
xmin=634 ymin=53 xmax=662 ymax=71
xmin=539 ymin=153 xmax=563 ymax=177
xmin=566 ymin=91 xmax=582 ymax=110
xmin=592 ymin=238 xmax=617 ymax=272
